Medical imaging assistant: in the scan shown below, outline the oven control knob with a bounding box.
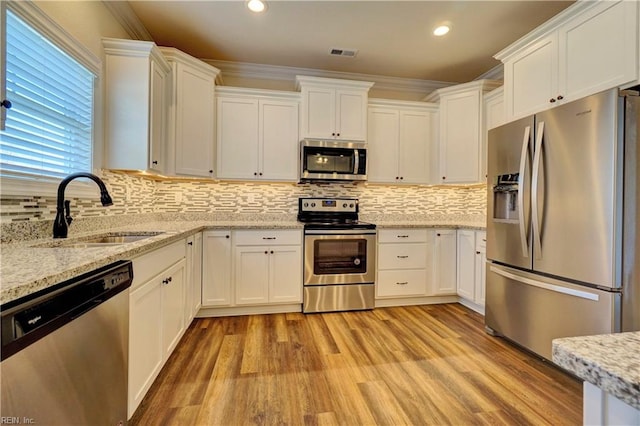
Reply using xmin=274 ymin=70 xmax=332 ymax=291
xmin=311 ymin=202 xmax=316 ymax=207
xmin=350 ymin=203 xmax=354 ymax=208
xmin=343 ymin=203 xmax=348 ymax=208
xmin=303 ymin=202 xmax=308 ymax=207
xmin=353 ymin=258 xmax=361 ymax=266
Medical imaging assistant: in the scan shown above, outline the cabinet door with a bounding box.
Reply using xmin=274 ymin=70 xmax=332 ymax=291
xmin=432 ymin=229 xmax=457 ymax=295
xmin=260 ymin=99 xmax=299 ymax=180
xmin=162 ymin=259 xmax=186 ymax=359
xmin=475 ymin=231 xmax=487 ymax=305
xmin=483 ymin=88 xmax=505 ymax=182
xmin=301 ymin=86 xmax=335 ymax=139
xmin=149 ymin=59 xmax=167 ymax=173
xmin=269 ymin=245 xmax=302 ymax=303
xmin=174 ymin=64 xmax=215 ymax=177
xmin=504 ymin=33 xmax=558 ymax=120
xmin=129 ymin=278 xmax=163 ymax=418
xmin=399 ymin=110 xmax=430 ymax=184
xmin=186 ymin=232 xmax=203 ymax=321
xmin=456 ymin=230 xmax=476 ymax=301
xmin=336 ymin=89 xmax=367 ymax=140
xmin=558 ymin=0 xmax=638 ymax=102
xmin=440 ymin=90 xmax=481 ymax=183
xmin=367 ymin=107 xmax=400 ymax=183
xmin=216 ymin=96 xmax=259 ymax=179
xmin=202 ymin=230 xmax=232 ymax=306
xmin=235 ymin=246 xmax=270 ymax=305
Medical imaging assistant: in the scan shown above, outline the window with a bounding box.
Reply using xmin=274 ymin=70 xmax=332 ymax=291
xmin=0 ymin=2 xmax=100 ymax=194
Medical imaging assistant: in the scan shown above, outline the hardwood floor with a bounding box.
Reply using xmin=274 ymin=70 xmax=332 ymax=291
xmin=130 ymin=304 xmax=582 ymax=425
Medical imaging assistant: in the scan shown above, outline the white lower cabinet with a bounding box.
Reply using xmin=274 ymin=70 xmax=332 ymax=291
xmin=376 ymin=228 xmax=459 ymax=303
xmin=456 ymin=230 xmax=486 ymax=314
xmin=202 ymin=230 xmax=232 ymax=307
xmin=128 ymin=240 xmax=187 ymax=419
xmin=377 ymin=229 xmax=429 ymax=298
xmin=234 ymin=229 xmax=302 ymax=305
xmin=185 ymin=232 xmax=203 ymax=324
xmin=432 ymin=229 xmax=457 ymax=295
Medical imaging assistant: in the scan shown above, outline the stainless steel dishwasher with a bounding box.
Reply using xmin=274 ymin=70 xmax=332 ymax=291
xmin=1 ymin=260 xmax=133 ymax=425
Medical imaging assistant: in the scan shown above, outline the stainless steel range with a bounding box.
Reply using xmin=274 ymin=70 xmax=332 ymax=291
xmin=298 ymin=197 xmax=376 ymax=313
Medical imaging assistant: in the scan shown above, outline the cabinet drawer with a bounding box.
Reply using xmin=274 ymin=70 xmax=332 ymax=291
xmin=131 ymin=239 xmax=186 ymax=291
xmin=475 ymin=231 xmax=486 ymax=251
xmin=233 ymin=229 xmax=302 ymax=246
xmin=378 ymin=244 xmax=427 ymax=270
xmin=377 ymin=269 xmax=427 ymax=297
xmin=378 ymin=228 xmax=428 ymax=243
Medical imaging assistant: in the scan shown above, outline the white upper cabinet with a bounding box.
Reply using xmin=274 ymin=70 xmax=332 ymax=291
xmin=103 ymin=38 xmax=170 ymax=173
xmin=482 ymin=87 xmax=505 ymax=181
xmin=368 ymin=99 xmax=436 ymax=184
xmin=427 ymin=80 xmax=501 ymax=184
xmin=297 ymin=76 xmax=373 ymax=141
xmin=160 ymin=47 xmax=220 ymax=178
xmin=498 ymin=0 xmax=639 ymax=121
xmin=216 ymin=88 xmax=299 ymax=181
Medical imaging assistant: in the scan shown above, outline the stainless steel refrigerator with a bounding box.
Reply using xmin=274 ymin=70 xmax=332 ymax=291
xmin=485 ymin=88 xmax=640 ymax=361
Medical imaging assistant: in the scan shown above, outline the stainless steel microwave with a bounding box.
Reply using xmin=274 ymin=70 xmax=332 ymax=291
xmin=300 ymin=139 xmax=367 ymax=182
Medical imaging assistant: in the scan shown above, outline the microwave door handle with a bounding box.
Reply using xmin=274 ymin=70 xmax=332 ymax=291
xmin=353 ymin=149 xmax=359 ymax=174
xmin=518 ymin=125 xmax=531 ymax=258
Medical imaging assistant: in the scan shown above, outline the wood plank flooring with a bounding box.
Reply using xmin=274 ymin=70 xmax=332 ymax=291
xmin=130 ymin=304 xmax=582 ymax=425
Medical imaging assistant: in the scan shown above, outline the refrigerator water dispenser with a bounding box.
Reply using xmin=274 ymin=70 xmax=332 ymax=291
xmin=493 ymin=173 xmax=519 ymax=221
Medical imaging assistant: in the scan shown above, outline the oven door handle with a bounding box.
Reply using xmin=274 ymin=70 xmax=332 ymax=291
xmin=304 ymin=229 xmax=377 ymax=235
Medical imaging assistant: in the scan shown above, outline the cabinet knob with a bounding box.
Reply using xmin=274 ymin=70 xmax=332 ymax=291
xmin=550 ymin=98 xmax=556 ymax=103
xmin=209 ymin=170 xmax=213 ymax=174
xmin=332 ymin=132 xmax=336 ymax=136
xmin=336 ymin=133 xmax=340 ymax=137
xmin=264 ymin=250 xmax=268 ymax=254
xmin=254 ymin=172 xmax=258 ymax=176
xmin=152 ymin=160 xmax=158 ymax=165
xmin=259 ymin=172 xmax=263 ymax=176
xmin=442 ymin=176 xmax=446 ymax=180
xmin=395 ymin=177 xmax=399 ymax=180
xmin=270 ymin=250 xmax=274 ymax=254
xmin=187 ymin=241 xmax=193 ymax=246
xmin=226 ymin=235 xmax=230 ymax=239
xmin=476 ymin=251 xmax=481 ymax=254
xmin=1 ymin=99 xmax=12 ymax=109
xmin=437 ymin=233 xmax=441 ymax=237
xmin=400 ymin=176 xmax=403 ymax=180
xmin=557 ymin=95 xmax=564 ymax=100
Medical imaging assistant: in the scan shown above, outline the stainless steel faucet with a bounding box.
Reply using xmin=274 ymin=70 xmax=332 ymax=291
xmin=53 ymin=172 xmax=113 ymax=238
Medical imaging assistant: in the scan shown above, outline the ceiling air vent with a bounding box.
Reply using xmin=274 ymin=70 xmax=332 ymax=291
xmin=329 ymin=48 xmax=358 ymax=58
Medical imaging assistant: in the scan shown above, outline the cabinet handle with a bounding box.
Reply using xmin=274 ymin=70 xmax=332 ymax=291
xmin=476 ymin=251 xmax=481 ymax=254
xmin=254 ymin=172 xmax=258 ymax=176
xmin=557 ymin=95 xmax=564 ymax=100
xmin=270 ymin=250 xmax=274 ymax=254
xmin=396 ymin=282 xmax=408 ymax=285
xmin=397 ymin=235 xmax=409 ymax=238
xmin=396 ymin=176 xmax=399 ymax=180
xmin=332 ymin=132 xmax=336 ymax=136
xmin=187 ymin=241 xmax=193 ymax=246
xmin=262 ymin=237 xmax=276 ymax=240
xmin=397 ymin=255 xmax=409 ymax=259
xmin=264 ymin=250 xmax=268 ymax=254
xmin=259 ymin=172 xmax=263 ymax=176
xmin=152 ymin=160 xmax=158 ymax=165
xmin=482 ymin=239 xmax=486 ymax=242
xmin=400 ymin=177 xmax=403 ymax=180
xmin=549 ymin=98 xmax=556 ymax=103
xmin=162 ymin=276 xmax=172 ymax=285
xmin=336 ymin=133 xmax=340 ymax=137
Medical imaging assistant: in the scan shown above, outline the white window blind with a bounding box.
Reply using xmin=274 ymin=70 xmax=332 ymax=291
xmin=0 ymin=9 xmax=95 ymax=181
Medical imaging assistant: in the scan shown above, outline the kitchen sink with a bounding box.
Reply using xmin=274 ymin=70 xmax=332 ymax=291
xmin=33 ymin=232 xmax=165 ymax=248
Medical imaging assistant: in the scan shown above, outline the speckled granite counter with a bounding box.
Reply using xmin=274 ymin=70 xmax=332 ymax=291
xmin=0 ymin=219 xmax=301 ymax=305
xmin=1 ymin=212 xmax=485 ymax=306
xmin=552 ymin=332 xmax=640 ymax=410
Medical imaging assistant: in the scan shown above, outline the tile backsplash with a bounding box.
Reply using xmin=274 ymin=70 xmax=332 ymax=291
xmin=1 ymin=170 xmax=486 ymax=224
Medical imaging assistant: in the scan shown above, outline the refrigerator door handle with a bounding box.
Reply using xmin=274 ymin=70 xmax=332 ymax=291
xmin=517 ymin=125 xmax=531 ymax=258
xmin=490 ymin=265 xmax=600 ymax=301
xmin=532 ymin=121 xmax=544 ymax=259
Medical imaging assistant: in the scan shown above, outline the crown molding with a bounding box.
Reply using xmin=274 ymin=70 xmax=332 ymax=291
xmin=203 ymin=59 xmax=454 ymax=96
xmin=102 ymin=1 xmax=153 ymax=41
xmin=475 ymin=63 xmax=503 ymax=81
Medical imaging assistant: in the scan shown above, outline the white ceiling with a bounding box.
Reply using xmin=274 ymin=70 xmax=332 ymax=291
xmin=128 ymin=0 xmax=574 ymax=84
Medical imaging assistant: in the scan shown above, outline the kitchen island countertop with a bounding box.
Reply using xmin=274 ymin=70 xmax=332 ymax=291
xmin=552 ymin=332 xmax=640 ymax=410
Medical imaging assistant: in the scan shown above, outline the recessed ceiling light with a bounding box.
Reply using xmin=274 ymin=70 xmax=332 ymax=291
xmin=247 ymin=0 xmax=266 ymax=13
xmin=433 ymin=25 xmax=450 ymax=37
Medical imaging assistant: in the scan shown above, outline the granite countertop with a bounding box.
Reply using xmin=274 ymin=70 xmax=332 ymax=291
xmin=0 ymin=214 xmax=485 ymax=305
xmin=552 ymin=332 xmax=640 ymax=410
xmin=0 ymin=219 xmax=302 ymax=305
